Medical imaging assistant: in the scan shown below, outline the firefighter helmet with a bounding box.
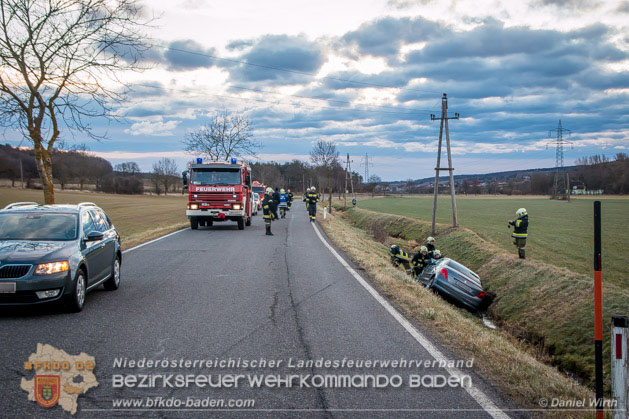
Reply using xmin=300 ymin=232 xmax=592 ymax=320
xmin=266 ymin=187 xmax=273 ymax=194
xmin=390 ymin=244 xmax=400 ymax=255
xmin=516 ymin=208 xmax=527 ymax=217
xmin=420 ymin=246 xmax=428 ymax=253
xmin=280 ymin=189 xmax=285 ymax=193
xmin=427 ymin=236 xmax=435 ymax=243
xmin=434 ymin=250 xmax=441 ymax=257
xmin=311 ymin=187 xmax=316 ymax=192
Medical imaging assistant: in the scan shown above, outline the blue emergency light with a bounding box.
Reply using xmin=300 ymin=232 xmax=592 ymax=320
xmin=196 ymin=158 xmax=203 ymax=164
xmin=230 ymin=158 xmax=237 ymax=164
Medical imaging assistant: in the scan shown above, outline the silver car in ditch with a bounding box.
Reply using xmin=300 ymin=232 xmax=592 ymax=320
xmin=416 ymin=258 xmax=487 ymax=311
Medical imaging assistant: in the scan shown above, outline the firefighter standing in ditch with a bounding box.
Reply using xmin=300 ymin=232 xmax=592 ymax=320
xmin=262 ymin=187 xmax=275 ymax=236
xmin=306 ymin=187 xmax=319 ymax=222
xmin=411 ymin=246 xmax=430 ymax=278
xmin=508 ymin=208 xmax=529 ymax=259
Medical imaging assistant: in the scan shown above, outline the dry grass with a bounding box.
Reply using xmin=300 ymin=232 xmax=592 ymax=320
xmin=318 ymin=207 xmax=596 ymax=417
xmin=0 ymin=187 xmax=189 ymax=249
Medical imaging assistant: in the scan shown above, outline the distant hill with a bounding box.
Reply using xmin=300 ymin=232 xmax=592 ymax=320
xmin=391 ymin=166 xmax=576 ymax=186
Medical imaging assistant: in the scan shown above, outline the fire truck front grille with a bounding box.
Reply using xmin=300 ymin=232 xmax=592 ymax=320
xmin=193 ymin=193 xmax=235 ymax=201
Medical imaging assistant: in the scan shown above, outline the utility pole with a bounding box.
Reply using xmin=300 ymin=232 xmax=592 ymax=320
xmin=548 ymin=120 xmax=572 ymax=201
xmin=430 ymin=93 xmax=460 ymax=236
xmin=343 ymin=153 xmax=355 ymax=209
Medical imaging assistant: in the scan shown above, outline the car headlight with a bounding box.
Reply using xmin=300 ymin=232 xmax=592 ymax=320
xmin=34 ymin=261 xmax=69 ymax=275
xmin=232 ymin=204 xmax=241 ymax=210
xmin=189 ymin=203 xmax=199 ymax=210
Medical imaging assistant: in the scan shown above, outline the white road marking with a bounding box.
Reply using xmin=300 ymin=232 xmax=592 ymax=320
xmin=311 ymin=222 xmax=509 ymax=419
xmin=122 ymin=228 xmax=189 ymax=254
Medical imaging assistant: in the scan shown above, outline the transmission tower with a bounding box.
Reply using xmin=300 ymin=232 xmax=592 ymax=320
xmin=548 ymin=120 xmax=573 ymax=201
xmin=429 ymin=93 xmax=460 ymax=235
xmin=360 ymin=153 xmax=374 ymax=182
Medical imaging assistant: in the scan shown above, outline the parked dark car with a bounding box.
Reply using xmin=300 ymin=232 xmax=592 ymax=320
xmin=415 ymin=258 xmax=487 ymax=311
xmin=0 ymin=202 xmax=121 ymax=312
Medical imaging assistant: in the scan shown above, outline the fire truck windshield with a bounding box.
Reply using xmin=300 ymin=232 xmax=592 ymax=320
xmin=190 ymin=169 xmax=241 ymax=185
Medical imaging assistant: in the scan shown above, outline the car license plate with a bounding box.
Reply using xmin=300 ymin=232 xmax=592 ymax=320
xmin=0 ymin=282 xmax=16 ymax=293
xmin=455 ymin=280 xmax=472 ymax=293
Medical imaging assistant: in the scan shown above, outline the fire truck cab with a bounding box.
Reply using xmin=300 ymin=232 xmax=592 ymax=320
xmin=183 ymin=158 xmax=253 ymax=230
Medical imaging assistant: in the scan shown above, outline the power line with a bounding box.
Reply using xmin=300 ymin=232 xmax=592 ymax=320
xmin=151 ymin=43 xmax=442 ymax=95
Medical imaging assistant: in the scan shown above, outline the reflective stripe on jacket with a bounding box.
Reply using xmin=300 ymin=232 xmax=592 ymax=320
xmin=512 ymin=215 xmax=528 ymax=238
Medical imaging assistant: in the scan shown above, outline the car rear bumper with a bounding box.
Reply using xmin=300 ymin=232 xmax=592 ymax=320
xmin=432 ymin=277 xmax=483 ymax=311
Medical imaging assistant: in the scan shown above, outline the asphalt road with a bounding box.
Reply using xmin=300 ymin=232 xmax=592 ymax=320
xmin=0 ymin=201 xmax=516 ymax=418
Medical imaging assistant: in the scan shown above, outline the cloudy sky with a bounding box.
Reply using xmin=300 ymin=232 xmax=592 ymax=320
xmin=8 ymin=0 xmax=629 ymax=180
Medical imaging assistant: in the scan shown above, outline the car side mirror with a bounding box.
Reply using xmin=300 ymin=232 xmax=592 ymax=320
xmin=85 ymin=231 xmax=104 ymax=242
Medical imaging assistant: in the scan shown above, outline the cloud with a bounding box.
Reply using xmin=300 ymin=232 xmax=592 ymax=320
xmin=163 ymin=39 xmax=217 ymax=70
xmin=228 ymin=34 xmax=324 ymax=84
xmin=124 ymin=118 xmax=180 ymax=136
xmin=533 ymin=0 xmax=600 ymax=10
xmin=341 ymin=16 xmax=445 ymax=57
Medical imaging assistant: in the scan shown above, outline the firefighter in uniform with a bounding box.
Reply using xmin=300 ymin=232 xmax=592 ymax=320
xmin=508 ymin=208 xmax=528 ymax=259
xmin=262 ymin=187 xmax=275 ymax=235
xmin=306 ymin=187 xmax=319 ymax=222
xmin=411 ymin=246 xmax=430 ymax=278
xmin=303 ymin=187 xmax=310 ymax=210
xmin=425 ymin=237 xmax=436 ymax=255
xmin=287 ymin=189 xmax=294 ymax=209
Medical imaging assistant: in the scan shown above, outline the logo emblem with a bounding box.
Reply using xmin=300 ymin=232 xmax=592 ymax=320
xmin=34 ymin=375 xmax=60 ymax=408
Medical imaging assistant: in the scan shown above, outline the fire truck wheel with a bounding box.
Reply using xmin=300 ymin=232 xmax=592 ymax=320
xmin=190 ymin=217 xmax=199 ymax=230
xmin=237 ymin=217 xmax=245 ymax=230
xmin=245 ymin=217 xmax=251 ymax=226
xmin=207 ymin=219 xmax=213 ymax=226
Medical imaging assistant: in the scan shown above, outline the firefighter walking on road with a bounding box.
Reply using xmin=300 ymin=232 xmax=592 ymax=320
xmin=305 ymin=187 xmax=319 ymax=222
xmin=508 ymin=208 xmax=528 ymax=259
xmin=262 ymin=187 xmax=275 ymax=236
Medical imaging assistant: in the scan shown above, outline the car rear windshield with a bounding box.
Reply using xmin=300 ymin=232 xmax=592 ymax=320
xmin=445 ymin=259 xmax=479 ymax=279
xmin=252 ymin=186 xmax=264 ymax=194
xmin=0 ymin=213 xmax=78 ymax=241
xmin=191 ymin=169 xmax=240 ymax=185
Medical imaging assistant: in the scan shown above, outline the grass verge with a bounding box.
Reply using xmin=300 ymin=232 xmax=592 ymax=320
xmin=318 ymin=207 xmax=600 ymax=417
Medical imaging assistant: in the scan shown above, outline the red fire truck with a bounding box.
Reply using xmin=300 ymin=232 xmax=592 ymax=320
xmin=182 ymin=158 xmax=253 ymax=230
xmin=251 ymin=181 xmax=266 ymax=210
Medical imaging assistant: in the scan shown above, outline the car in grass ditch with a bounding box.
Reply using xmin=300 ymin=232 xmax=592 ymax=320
xmin=415 ymin=258 xmax=487 ymax=311
xmin=0 ymin=202 xmax=122 ymax=312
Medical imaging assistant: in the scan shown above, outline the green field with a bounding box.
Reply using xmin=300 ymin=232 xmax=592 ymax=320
xmin=357 ymin=195 xmax=628 ymax=287
xmin=0 ymin=188 xmax=188 ymax=248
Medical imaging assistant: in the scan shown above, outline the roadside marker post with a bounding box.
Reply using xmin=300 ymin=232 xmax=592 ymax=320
xmin=611 ymin=315 xmax=628 ymax=419
xmin=593 ymin=201 xmax=604 ymax=419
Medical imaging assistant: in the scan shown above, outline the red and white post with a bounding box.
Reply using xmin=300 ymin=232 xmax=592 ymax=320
xmin=611 ymin=315 xmax=628 ymax=419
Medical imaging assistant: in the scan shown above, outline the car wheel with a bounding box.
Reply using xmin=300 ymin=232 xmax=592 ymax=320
xmin=103 ymin=256 xmax=121 ymax=291
xmin=66 ymin=270 xmax=86 ymax=312
xmin=190 ymin=217 xmax=198 ymax=230
xmin=245 ymin=217 xmax=251 ymax=226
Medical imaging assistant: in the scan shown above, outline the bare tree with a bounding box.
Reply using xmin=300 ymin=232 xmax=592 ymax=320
xmin=152 ymin=157 xmax=178 ymax=194
xmin=0 ymin=0 xmax=151 ymax=203
xmin=182 ymin=112 xmax=259 ymax=161
xmin=115 ymin=161 xmax=140 ymax=176
xmin=310 ymin=140 xmax=339 ymax=212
